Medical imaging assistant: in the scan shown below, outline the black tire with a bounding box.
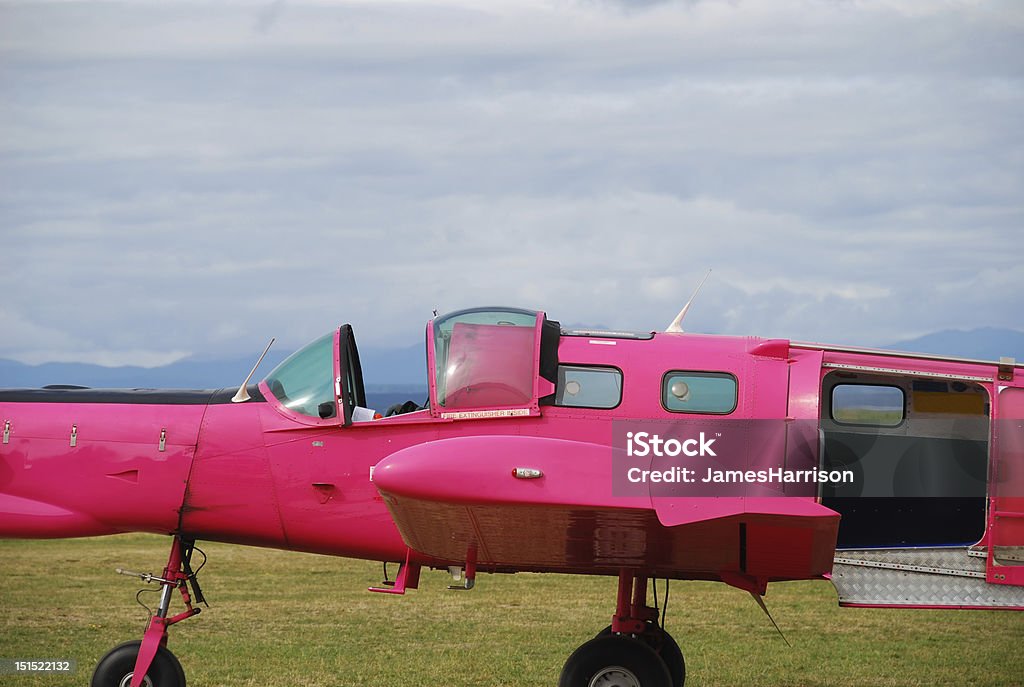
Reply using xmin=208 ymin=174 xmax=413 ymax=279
xmin=596 ymin=625 xmax=685 ymax=687
xmin=90 ymin=641 xmax=186 ymax=687
xmin=559 ymin=635 xmax=672 ymax=687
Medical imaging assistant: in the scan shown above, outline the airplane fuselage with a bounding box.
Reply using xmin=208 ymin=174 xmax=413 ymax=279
xmin=2 ymin=308 xmax=1022 ymax=592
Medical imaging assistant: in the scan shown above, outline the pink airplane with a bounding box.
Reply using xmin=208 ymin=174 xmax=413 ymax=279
xmin=1 ymin=305 xmax=1023 ymax=687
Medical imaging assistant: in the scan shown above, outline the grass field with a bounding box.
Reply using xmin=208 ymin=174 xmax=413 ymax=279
xmin=1 ymin=534 xmax=1021 ymax=686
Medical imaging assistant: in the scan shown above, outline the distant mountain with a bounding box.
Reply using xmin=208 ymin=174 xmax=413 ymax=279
xmin=884 ymin=327 xmax=1024 ymax=361
xmin=3 ymin=327 xmax=1021 ymax=390
xmin=0 ymin=353 xmax=290 ymax=390
xmin=0 ymin=343 xmax=427 ymax=391
xmin=359 ymin=343 xmax=428 ymax=389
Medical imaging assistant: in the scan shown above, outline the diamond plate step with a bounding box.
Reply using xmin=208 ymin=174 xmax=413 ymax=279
xmin=831 ymin=547 xmax=1024 ymax=608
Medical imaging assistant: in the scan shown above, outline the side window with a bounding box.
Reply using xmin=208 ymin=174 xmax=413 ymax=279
xmin=556 ymin=365 xmax=622 ymax=409
xmin=662 ymin=371 xmax=737 ymax=414
xmin=831 ymin=384 xmax=905 ymax=427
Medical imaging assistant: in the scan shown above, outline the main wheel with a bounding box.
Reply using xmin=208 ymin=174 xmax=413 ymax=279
xmin=559 ymin=635 xmax=672 ymax=687
xmin=596 ymin=625 xmax=685 ymax=686
xmin=90 ymin=641 xmax=186 ymax=687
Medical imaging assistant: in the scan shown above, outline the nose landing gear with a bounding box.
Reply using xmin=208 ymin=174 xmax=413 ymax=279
xmin=91 ymin=536 xmax=204 ymax=687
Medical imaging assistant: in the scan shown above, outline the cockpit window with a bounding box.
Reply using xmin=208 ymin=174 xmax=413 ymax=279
xmin=263 ymin=332 xmax=335 ymax=417
xmin=433 ymin=308 xmax=538 ymax=409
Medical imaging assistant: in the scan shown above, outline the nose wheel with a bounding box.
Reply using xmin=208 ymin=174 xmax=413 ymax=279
xmin=90 ymin=641 xmax=185 ymax=687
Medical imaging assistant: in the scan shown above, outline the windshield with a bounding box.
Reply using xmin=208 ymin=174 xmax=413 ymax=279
xmin=263 ymin=332 xmax=335 ymax=417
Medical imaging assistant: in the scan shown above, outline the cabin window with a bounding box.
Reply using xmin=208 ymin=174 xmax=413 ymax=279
xmin=831 ymin=384 xmax=905 ymax=427
xmin=662 ymin=372 xmax=737 ymax=414
xmin=555 ymin=365 xmax=622 ymax=409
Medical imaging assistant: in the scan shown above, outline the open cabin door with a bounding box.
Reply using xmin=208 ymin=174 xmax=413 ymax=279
xmin=989 ymin=384 xmax=1024 ymax=586
xmin=822 ymin=361 xmax=1024 ymax=609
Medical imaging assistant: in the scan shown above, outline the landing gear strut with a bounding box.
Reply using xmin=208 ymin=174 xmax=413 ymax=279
xmin=560 ymin=570 xmax=685 ymax=687
xmin=91 ymin=536 xmax=204 ymax=687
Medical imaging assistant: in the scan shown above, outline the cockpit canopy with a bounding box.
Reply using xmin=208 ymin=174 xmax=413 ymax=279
xmin=262 ymin=307 xmax=557 ymax=425
xmin=262 ymin=325 xmax=364 ymax=424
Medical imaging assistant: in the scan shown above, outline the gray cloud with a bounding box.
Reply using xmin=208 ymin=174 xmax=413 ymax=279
xmin=1 ymin=0 xmax=1021 ymax=365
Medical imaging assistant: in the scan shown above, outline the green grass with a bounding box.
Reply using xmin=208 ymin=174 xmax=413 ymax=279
xmin=1 ymin=534 xmax=1021 ymax=686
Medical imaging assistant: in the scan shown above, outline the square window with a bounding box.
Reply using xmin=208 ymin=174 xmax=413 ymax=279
xmin=555 ymin=365 xmax=622 ymax=409
xmin=662 ymin=372 xmax=737 ymax=414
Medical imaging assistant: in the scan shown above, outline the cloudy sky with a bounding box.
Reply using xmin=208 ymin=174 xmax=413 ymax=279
xmin=1 ymin=0 xmax=1021 ymax=367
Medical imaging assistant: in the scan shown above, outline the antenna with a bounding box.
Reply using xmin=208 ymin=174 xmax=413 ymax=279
xmin=749 ymin=591 xmax=792 ymax=648
xmin=231 ymin=337 xmax=276 ymax=403
xmin=665 ymin=269 xmax=712 ymax=333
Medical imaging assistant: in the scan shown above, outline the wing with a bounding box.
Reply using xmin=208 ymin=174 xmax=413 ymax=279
xmin=372 ymin=435 xmax=839 ymax=582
